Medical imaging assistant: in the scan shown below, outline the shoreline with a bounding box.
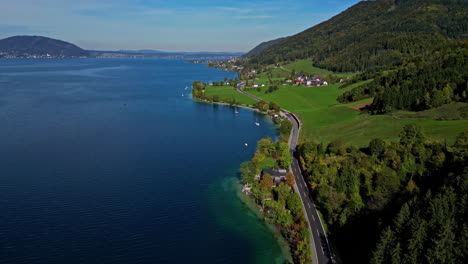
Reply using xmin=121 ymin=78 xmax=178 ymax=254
xmin=193 ymin=97 xmax=283 ymax=122
xmin=194 ymin=96 xmax=294 ymax=262
xmin=234 ymin=181 xmax=294 ymax=264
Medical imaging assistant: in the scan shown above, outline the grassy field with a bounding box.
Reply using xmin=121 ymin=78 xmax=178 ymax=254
xmin=340 ymin=79 xmax=373 ymax=92
xmin=204 ymin=86 xmax=257 ymax=106
xmin=282 ymin=59 xmax=333 ymax=75
xmin=203 ymin=64 xmax=466 ymax=147
xmin=257 ymin=68 xmax=290 ymax=78
xmin=282 ymin=59 xmax=355 ymax=78
xmin=245 ymin=84 xmax=467 ymax=146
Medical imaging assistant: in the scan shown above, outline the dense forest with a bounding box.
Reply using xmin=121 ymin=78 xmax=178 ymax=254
xmin=246 ymin=0 xmax=468 ymax=113
xmin=250 ymin=0 xmax=467 ymax=73
xmin=296 ymin=126 xmax=467 ymax=263
xmin=338 ymin=46 xmax=468 ymax=112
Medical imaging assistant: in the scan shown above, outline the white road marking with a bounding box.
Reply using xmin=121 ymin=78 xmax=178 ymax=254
xmin=321 ymin=247 xmax=324 ymax=254
xmin=303 ymin=191 xmax=307 ymax=197
xmin=308 ymin=203 xmax=311 ymax=209
xmin=311 ymin=214 xmax=315 ymax=221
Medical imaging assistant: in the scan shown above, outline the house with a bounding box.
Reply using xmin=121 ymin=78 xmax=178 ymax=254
xmin=312 ymin=75 xmax=323 ymax=81
xmin=262 ymin=168 xmax=287 ymax=186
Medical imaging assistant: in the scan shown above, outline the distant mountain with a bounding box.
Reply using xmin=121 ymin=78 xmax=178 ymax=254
xmin=0 ymin=36 xmax=89 ymax=57
xmin=89 ymin=50 xmax=243 ymax=58
xmin=118 ymin=49 xmax=167 ymax=54
xmin=250 ymin=0 xmax=468 ymax=72
xmin=242 ymin=37 xmax=287 ymax=58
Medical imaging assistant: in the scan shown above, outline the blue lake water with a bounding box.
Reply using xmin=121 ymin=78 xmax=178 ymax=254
xmin=0 ymin=59 xmax=284 ymax=263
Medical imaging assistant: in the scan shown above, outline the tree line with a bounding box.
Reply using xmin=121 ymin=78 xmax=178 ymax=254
xmin=338 ymin=46 xmax=468 ymax=113
xmin=241 ymin=137 xmax=311 ymax=264
xmin=296 ymin=125 xmax=467 ymax=263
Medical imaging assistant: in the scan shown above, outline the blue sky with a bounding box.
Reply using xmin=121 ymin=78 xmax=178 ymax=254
xmin=1 ymin=0 xmax=361 ymax=52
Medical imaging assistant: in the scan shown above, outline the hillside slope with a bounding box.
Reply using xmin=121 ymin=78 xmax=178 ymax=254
xmin=0 ymin=36 xmax=89 ymax=57
xmin=250 ymin=0 xmax=467 ymax=72
xmin=242 ymin=37 xmax=287 ymax=58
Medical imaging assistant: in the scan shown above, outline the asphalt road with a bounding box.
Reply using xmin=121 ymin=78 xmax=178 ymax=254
xmin=236 ymin=84 xmax=334 ymax=264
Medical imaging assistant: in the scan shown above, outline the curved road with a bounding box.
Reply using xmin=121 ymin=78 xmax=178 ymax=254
xmin=236 ymin=84 xmax=334 ymax=264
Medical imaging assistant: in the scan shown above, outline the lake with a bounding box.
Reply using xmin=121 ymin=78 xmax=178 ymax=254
xmin=0 ymin=58 xmax=284 ymax=264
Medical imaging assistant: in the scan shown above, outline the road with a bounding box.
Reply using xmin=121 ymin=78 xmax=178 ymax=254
xmin=236 ymin=84 xmax=334 ymax=264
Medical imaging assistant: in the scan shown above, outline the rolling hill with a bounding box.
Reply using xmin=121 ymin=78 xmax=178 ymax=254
xmin=242 ymin=37 xmax=287 ymax=58
xmin=249 ymin=0 xmax=467 ymax=72
xmin=0 ymin=36 xmax=89 ymax=57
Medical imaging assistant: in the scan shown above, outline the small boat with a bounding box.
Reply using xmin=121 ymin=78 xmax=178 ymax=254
xmin=244 ymin=143 xmax=248 ymax=147
xmin=235 ymin=108 xmax=239 ymax=114
xmin=185 ymin=86 xmax=188 ymax=90
xmin=255 ymin=118 xmax=260 ymax=126
xmin=182 ymin=93 xmax=185 ymax=97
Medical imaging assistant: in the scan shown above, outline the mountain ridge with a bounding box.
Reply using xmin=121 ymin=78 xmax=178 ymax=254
xmin=249 ymin=0 xmax=467 ymax=72
xmin=0 ymin=35 xmax=89 ymax=57
xmin=242 ymin=37 xmax=287 ymax=58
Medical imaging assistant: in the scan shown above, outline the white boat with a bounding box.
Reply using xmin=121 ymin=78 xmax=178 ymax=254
xmin=182 ymin=93 xmax=184 ymax=97
xmin=185 ymin=86 xmax=188 ymax=90
xmin=235 ymin=108 xmax=239 ymax=114
xmin=255 ymin=118 xmax=260 ymax=126
xmin=244 ymin=143 xmax=248 ymax=147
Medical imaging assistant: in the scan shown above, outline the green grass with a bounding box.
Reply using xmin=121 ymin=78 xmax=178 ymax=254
xmin=257 ymin=157 xmax=277 ymax=171
xmin=391 ymin=102 xmax=468 ymax=120
xmin=338 ymin=98 xmax=374 ymax=108
xmin=204 ymin=86 xmax=257 ymax=106
xmin=254 ymin=78 xmax=284 ymax=85
xmin=340 ymin=79 xmax=373 ymax=92
xmin=282 ymin=59 xmax=356 ymax=78
xmin=283 ymin=59 xmax=333 ymax=76
xmin=258 ymin=68 xmax=290 ymax=78
xmin=203 ymin=65 xmax=467 ymax=147
xmin=244 ymin=84 xmax=467 ymax=146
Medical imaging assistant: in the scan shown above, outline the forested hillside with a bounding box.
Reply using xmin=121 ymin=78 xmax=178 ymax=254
xmin=246 ymin=0 xmax=468 ymax=113
xmin=250 ymin=0 xmax=467 ymax=72
xmin=0 ymin=36 xmax=89 ymax=57
xmin=338 ymin=45 xmax=468 ymax=112
xmin=241 ymin=37 xmax=287 ymax=58
xmin=297 ymin=126 xmax=467 ymax=263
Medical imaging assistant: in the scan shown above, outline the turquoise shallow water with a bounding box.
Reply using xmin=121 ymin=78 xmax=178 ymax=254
xmin=0 ymin=58 xmax=284 ymax=264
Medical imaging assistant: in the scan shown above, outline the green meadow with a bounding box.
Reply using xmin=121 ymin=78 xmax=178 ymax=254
xmin=247 ymin=84 xmax=467 ymax=146
xmin=204 ymin=85 xmax=258 ymax=105
xmin=204 ymin=61 xmax=467 ymax=147
xmin=282 ymin=59 xmax=355 ymax=78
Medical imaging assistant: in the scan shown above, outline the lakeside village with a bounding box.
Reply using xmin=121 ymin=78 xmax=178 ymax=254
xmin=0 ymin=52 xmax=88 ymax=59
xmin=191 ymin=63 xmax=314 ymax=264
xmin=190 ymin=58 xmax=337 ymax=89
